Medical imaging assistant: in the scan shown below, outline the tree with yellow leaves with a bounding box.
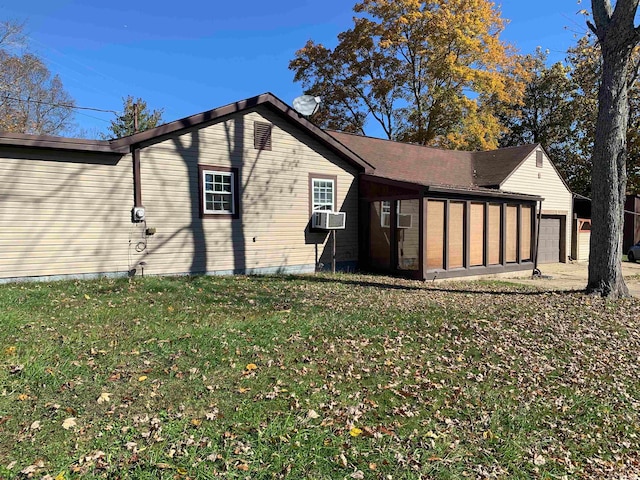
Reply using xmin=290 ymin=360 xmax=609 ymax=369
xmin=289 ymin=0 xmax=523 ymax=149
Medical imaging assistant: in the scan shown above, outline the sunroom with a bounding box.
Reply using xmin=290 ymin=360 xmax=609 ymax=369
xmin=359 ymin=175 xmax=542 ymax=280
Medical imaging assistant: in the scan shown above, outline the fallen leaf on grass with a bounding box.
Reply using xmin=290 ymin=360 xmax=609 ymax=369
xmin=349 ymin=427 xmax=363 ymax=437
xmin=62 ymin=417 xmax=77 ymax=430
xmin=138 ymin=376 xmax=147 ymax=382
xmin=9 ymin=365 xmax=24 ymax=375
xmin=21 ymin=459 xmax=44 ymax=475
xmin=237 ymin=387 xmax=251 ymax=394
xmin=307 ymin=409 xmax=320 ymax=419
xmin=533 ymin=454 xmax=546 ymax=466
xmin=237 ymin=464 xmax=249 ymax=471
xmin=350 ymin=471 xmax=364 ymax=479
xmin=30 ymin=420 xmax=41 ymax=431
xmin=245 ymin=363 xmax=257 ymax=371
xmin=17 ymin=393 xmax=29 ymax=401
xmin=97 ymin=392 xmax=111 ymax=404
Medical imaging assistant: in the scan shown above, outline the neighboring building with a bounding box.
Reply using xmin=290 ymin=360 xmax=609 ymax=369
xmin=0 ymin=93 xmax=572 ymax=283
xmin=624 ymin=194 xmax=640 ymax=253
xmin=569 ymin=193 xmax=639 ymax=262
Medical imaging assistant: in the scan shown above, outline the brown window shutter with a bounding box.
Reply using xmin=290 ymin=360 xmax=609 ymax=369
xmin=254 ymin=121 xmax=272 ymax=150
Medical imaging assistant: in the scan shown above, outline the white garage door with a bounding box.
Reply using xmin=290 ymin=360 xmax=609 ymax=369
xmin=538 ymin=217 xmax=561 ymax=264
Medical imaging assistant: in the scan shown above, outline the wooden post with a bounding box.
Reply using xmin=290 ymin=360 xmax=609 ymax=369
xmin=533 ymin=200 xmax=543 ymax=277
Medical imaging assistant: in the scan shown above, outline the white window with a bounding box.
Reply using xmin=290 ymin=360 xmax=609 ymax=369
xmin=203 ymin=170 xmax=235 ymax=214
xmin=312 ymin=178 xmax=335 ymax=212
xmin=380 ymin=201 xmax=391 ymax=227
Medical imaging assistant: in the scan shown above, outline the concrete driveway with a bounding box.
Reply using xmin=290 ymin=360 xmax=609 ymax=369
xmin=503 ymin=260 xmax=640 ymax=297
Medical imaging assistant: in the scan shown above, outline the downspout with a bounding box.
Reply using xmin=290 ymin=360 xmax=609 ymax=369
xmin=131 ymin=145 xmax=145 ymax=221
xmin=532 ymin=199 xmax=543 ymax=278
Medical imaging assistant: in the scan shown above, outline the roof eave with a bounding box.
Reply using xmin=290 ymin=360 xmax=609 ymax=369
xmin=0 ymin=132 xmax=127 ymax=155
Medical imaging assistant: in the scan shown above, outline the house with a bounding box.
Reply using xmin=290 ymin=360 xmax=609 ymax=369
xmin=0 ymin=94 xmax=370 ymax=282
xmin=328 ymin=132 xmax=573 ymax=279
xmin=0 ymin=93 xmax=572 ymax=283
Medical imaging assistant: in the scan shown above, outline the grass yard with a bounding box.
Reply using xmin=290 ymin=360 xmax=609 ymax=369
xmin=1 ymin=273 xmax=640 ymax=479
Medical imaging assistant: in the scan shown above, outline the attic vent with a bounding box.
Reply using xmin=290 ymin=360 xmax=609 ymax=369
xmin=536 ymin=150 xmax=543 ymax=168
xmin=254 ymin=121 xmax=272 ymax=150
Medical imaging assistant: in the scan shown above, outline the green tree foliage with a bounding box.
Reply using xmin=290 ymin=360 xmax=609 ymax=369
xmin=496 ymin=49 xmax=592 ymax=195
xmin=289 ymin=0 xmax=522 ymax=149
xmin=103 ymin=96 xmax=164 ymax=139
xmin=567 ymin=34 xmax=640 ymax=195
xmin=0 ymin=21 xmax=76 ymax=135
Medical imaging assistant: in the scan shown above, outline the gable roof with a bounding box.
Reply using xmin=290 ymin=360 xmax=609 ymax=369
xmin=473 ymin=144 xmax=539 ymax=187
xmin=0 ymin=93 xmax=374 ymax=173
xmin=113 ymin=93 xmax=373 ymax=172
xmin=328 ymin=130 xmax=543 ymax=191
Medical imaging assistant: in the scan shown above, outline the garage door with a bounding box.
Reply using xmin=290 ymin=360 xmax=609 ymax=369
xmin=538 ymin=217 xmax=561 ymax=263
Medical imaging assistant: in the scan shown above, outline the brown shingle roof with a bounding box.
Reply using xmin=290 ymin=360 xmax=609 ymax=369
xmin=473 ymin=144 xmax=539 ymax=187
xmin=328 ymin=130 xmax=540 ymax=190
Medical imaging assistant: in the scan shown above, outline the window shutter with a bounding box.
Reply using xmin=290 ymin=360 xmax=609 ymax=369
xmin=254 ymin=122 xmax=272 ymax=150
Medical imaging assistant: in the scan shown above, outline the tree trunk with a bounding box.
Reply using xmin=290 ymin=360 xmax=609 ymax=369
xmin=587 ymin=22 xmax=634 ymax=297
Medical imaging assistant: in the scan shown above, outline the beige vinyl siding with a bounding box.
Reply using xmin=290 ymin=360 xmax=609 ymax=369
xmin=501 ymin=149 xmax=572 ymax=262
xmin=0 ymin=151 xmax=135 ymax=279
xmin=135 ymin=107 xmax=359 ymax=275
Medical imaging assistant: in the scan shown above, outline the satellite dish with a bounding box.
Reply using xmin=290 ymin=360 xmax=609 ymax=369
xmin=292 ymin=95 xmax=321 ymax=116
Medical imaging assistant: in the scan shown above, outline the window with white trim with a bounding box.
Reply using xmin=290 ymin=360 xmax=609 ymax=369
xmin=312 ymin=178 xmax=335 ymax=212
xmin=380 ymin=200 xmax=391 ymax=228
xmin=203 ymin=170 xmax=235 ymax=214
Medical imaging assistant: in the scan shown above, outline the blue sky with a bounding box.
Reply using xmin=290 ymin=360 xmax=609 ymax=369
xmin=1 ymin=0 xmax=588 ymax=138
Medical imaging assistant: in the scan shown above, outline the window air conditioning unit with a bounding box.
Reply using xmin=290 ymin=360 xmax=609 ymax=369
xmin=313 ymin=211 xmax=346 ymax=230
xmin=397 ymin=213 xmax=413 ymax=229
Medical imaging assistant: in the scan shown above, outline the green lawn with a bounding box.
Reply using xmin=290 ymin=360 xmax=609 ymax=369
xmin=1 ymin=274 xmax=640 ymax=479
